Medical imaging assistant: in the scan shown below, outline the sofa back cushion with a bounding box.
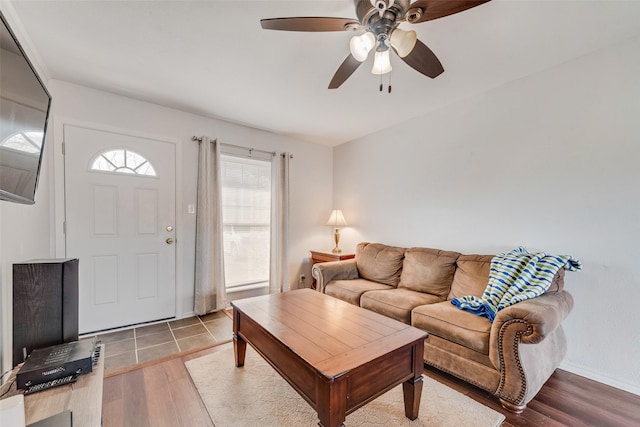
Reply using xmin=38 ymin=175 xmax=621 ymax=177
xmin=356 ymin=242 xmax=405 ymax=287
xmin=448 ymin=254 xmax=493 ymax=300
xmin=398 ymin=247 xmax=461 ymax=298
xmin=448 ymin=253 xmax=566 ymax=300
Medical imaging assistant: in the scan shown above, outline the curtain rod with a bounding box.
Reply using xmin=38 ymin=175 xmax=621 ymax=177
xmin=191 ymin=136 xmax=276 ymax=157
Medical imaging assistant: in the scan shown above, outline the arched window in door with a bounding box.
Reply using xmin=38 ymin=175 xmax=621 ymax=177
xmin=90 ymin=149 xmax=156 ymax=176
xmin=0 ymin=131 xmax=43 ymax=154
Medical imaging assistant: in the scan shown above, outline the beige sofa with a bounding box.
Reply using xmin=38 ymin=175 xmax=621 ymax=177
xmin=311 ymin=242 xmax=574 ymax=413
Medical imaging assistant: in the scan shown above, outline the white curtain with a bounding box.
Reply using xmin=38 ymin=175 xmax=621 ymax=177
xmin=269 ymin=152 xmax=290 ymax=293
xmin=194 ymin=137 xmax=226 ymax=315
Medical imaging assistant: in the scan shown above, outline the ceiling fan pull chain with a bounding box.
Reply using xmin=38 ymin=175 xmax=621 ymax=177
xmin=379 ymin=72 xmax=383 ymax=92
xmin=388 ymin=73 xmax=392 ymax=93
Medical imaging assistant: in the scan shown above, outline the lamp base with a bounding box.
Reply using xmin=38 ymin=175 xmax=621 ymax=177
xmin=332 ymin=228 xmax=342 ymax=254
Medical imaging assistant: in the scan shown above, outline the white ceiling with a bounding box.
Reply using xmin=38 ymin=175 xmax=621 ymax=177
xmin=7 ymin=0 xmax=640 ymax=146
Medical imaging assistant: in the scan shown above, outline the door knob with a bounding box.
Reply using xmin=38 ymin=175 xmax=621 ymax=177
xmin=166 ymin=238 xmax=174 ymax=245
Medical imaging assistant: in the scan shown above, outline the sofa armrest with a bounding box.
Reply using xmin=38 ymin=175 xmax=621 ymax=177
xmin=489 ymin=291 xmax=574 ymax=409
xmin=491 ymin=291 xmax=574 ymax=346
xmin=311 ymin=259 xmax=359 ymax=293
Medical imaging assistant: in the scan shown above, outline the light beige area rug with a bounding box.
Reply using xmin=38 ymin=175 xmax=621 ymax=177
xmin=185 ymin=347 xmax=505 ymax=427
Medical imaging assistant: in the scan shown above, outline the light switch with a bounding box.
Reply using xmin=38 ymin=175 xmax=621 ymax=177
xmin=187 ymin=203 xmax=195 ymax=214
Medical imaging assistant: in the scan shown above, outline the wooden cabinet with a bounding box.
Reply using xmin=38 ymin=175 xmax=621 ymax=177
xmin=310 ymin=250 xmax=355 ymax=289
xmin=12 ymin=259 xmax=79 ymax=366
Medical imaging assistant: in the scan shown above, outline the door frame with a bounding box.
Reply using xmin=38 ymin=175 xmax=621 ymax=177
xmin=52 ymin=117 xmax=185 ymax=323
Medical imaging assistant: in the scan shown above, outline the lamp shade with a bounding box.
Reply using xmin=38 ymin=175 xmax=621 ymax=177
xmin=326 ymin=209 xmax=347 ymax=227
xmin=349 ymin=32 xmax=376 ymax=62
xmin=390 ymin=28 xmax=417 ymax=58
xmin=371 ymin=50 xmax=392 ymax=75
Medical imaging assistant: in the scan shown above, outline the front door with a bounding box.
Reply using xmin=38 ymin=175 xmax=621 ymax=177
xmin=64 ymin=125 xmax=176 ymax=333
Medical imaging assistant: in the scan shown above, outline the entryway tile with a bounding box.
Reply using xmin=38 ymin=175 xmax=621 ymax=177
xmin=104 ymin=338 xmax=135 ymax=357
xmin=97 ymin=313 xmax=232 ymax=373
xmin=172 ymin=324 xmax=207 ymax=340
xmin=177 ymin=333 xmax=216 ymax=352
xmin=137 ymin=341 xmax=179 ymax=363
xmin=169 ymin=317 xmax=201 ymax=329
xmin=135 ymin=322 xmax=170 ymax=337
xmin=136 ymin=330 xmax=174 ymax=349
xmin=98 ymin=329 xmax=134 ymax=344
xmin=204 ymin=317 xmax=233 ymax=342
xmin=198 ymin=311 xmax=227 ymax=322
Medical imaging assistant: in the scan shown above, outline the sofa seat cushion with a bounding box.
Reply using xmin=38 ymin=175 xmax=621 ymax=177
xmin=356 ymin=242 xmax=405 ymax=287
xmin=398 ymin=247 xmax=460 ymax=298
xmin=412 ymin=301 xmax=491 ymax=355
xmin=325 ymin=279 xmax=393 ymax=306
xmin=360 ymin=288 xmax=443 ymax=324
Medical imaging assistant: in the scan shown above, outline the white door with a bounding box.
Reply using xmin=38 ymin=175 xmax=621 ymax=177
xmin=64 ymin=125 xmax=176 ymax=333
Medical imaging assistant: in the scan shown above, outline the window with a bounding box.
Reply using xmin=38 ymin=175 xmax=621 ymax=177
xmin=220 ymin=154 xmax=271 ymax=290
xmin=0 ymin=131 xmax=43 ymax=154
xmin=90 ymin=149 xmax=156 ymax=176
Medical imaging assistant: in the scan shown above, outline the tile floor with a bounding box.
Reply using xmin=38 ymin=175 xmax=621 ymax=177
xmin=84 ymin=311 xmax=233 ymax=374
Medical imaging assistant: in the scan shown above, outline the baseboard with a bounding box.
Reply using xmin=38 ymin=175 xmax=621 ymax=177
xmin=560 ymin=361 xmax=640 ymax=396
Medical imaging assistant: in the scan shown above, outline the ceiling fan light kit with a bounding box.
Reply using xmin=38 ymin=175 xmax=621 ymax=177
xmin=350 ymin=32 xmax=376 ymax=62
xmin=390 ymin=28 xmax=417 ymax=58
xmin=260 ymin=0 xmax=491 ymax=89
xmin=372 ymin=50 xmax=392 ymax=75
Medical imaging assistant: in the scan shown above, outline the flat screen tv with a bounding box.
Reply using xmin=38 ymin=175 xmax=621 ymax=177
xmin=0 ymin=11 xmax=51 ymax=204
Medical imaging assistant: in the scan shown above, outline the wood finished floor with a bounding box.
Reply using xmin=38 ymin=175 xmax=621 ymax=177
xmin=102 ymin=342 xmax=640 ymax=427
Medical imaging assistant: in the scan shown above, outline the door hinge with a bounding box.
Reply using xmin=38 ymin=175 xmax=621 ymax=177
xmin=63 ymin=221 xmax=67 ymax=234
xmin=62 ymin=142 xmax=65 ymax=155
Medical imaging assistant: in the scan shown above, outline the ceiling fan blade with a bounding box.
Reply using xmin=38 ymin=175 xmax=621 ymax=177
xmin=328 ymin=54 xmax=362 ymax=89
xmin=260 ymin=17 xmax=359 ymax=32
xmin=407 ymin=0 xmax=490 ymax=23
xmin=398 ymin=39 xmax=444 ymax=78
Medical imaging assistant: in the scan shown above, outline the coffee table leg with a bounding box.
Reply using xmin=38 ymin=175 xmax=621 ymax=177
xmin=232 ymin=309 xmax=246 ymax=367
xmin=233 ymin=334 xmax=246 ymax=367
xmin=402 ymin=375 xmax=423 ymax=420
xmin=317 ymin=379 xmax=347 ymax=427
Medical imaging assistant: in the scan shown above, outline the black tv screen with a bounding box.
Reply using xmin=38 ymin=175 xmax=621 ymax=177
xmin=0 ymin=11 xmax=51 ymax=205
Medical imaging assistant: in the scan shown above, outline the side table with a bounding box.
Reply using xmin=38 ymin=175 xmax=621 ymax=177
xmin=0 ymin=344 xmax=105 ymax=426
xmin=310 ymin=250 xmax=355 ymax=290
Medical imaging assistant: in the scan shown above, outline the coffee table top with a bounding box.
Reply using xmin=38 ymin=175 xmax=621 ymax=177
xmin=231 ymin=289 xmax=427 ymax=379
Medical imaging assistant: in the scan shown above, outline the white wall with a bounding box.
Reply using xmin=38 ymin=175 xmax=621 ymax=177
xmin=0 ymin=159 xmax=53 ymax=375
xmin=0 ymin=80 xmax=333 ymax=374
xmin=0 ymin=0 xmax=56 ymax=379
xmin=333 ymin=35 xmax=640 ymax=395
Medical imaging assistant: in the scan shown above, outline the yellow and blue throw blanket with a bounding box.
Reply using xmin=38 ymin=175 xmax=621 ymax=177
xmin=451 ymin=247 xmax=581 ymax=322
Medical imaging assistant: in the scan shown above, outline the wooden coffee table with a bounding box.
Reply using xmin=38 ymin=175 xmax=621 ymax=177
xmin=231 ymin=289 xmax=428 ymax=427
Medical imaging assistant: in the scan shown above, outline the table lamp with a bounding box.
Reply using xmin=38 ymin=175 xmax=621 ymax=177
xmin=326 ymin=209 xmax=347 ymax=254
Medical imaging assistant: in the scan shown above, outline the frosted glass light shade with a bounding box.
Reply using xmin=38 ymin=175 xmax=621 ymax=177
xmin=349 ymin=32 xmax=376 ymax=62
xmin=390 ymin=28 xmax=417 ymax=58
xmin=372 ymin=50 xmax=392 ymax=75
xmin=326 ymin=209 xmax=347 ymax=227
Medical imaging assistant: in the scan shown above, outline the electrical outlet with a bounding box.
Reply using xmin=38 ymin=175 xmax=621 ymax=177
xmin=299 ymin=274 xmax=306 ymax=286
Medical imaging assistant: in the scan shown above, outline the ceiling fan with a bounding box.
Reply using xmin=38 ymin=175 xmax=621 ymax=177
xmin=261 ymin=0 xmax=490 ymax=90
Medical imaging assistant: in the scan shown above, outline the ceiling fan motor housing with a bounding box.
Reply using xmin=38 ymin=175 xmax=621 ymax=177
xmin=355 ymin=0 xmax=410 ymax=29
